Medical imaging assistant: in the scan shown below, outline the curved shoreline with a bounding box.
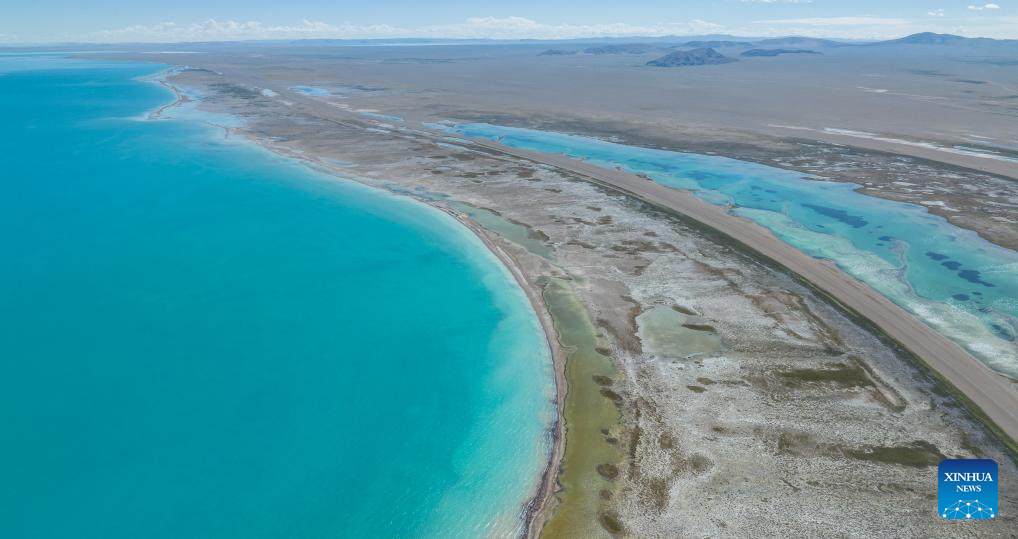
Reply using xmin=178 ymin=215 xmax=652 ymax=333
xmin=146 ymin=73 xmax=567 ymax=538
xmin=440 ymin=211 xmax=566 ymax=539
xmin=144 ymin=71 xmax=190 ymax=120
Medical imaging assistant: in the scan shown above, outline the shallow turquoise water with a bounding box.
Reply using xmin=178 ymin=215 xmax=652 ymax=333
xmin=0 ymin=57 xmax=552 ymax=538
xmin=439 ymin=123 xmax=1018 ymax=377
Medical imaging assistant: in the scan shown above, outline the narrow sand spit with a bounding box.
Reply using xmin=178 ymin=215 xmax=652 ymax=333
xmin=439 ymin=209 xmax=569 ymax=538
xmin=456 ymin=135 xmax=1018 ymax=446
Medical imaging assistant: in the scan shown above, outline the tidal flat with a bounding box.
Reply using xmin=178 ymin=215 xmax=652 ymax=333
xmin=131 ymin=56 xmax=1018 ymax=536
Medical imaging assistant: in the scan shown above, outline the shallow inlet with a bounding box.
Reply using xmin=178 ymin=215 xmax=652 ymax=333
xmin=449 ymin=200 xmax=555 ymax=259
xmin=637 ymin=306 xmax=721 ymax=358
xmin=0 ymin=56 xmax=553 ymax=538
xmin=538 ymin=278 xmax=624 ymax=538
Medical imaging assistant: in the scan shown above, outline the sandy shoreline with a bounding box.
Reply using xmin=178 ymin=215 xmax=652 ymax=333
xmin=441 ymin=211 xmax=567 ymax=539
xmin=306 ymin=168 xmax=570 ymax=539
xmin=300 ymin=157 xmax=571 ymax=539
xmin=147 ymin=73 xmax=569 ymax=537
xmin=454 ymin=135 xmax=1018 ymax=446
xmin=146 ymin=74 xmax=190 ymax=120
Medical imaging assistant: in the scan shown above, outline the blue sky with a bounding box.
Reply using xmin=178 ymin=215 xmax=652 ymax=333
xmin=3 ymin=0 xmax=1016 ymax=43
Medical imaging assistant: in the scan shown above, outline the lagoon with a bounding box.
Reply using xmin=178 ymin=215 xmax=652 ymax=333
xmin=441 ymin=122 xmax=1018 ymax=378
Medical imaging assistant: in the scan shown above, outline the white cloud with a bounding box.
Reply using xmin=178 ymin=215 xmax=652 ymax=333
xmin=968 ymin=3 xmax=1001 ymax=10
xmin=431 ymin=16 xmax=725 ymax=39
xmin=755 ymin=17 xmax=909 ymax=26
xmin=12 ymin=12 xmax=1014 ymax=44
xmin=927 ymin=9 xmax=946 ymax=17
xmin=748 ymin=16 xmax=961 ymax=39
xmin=90 ymin=19 xmax=401 ymax=42
xmin=84 ymin=16 xmax=726 ymax=43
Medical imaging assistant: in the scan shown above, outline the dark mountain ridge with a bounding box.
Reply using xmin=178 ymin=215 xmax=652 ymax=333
xmin=646 ymin=47 xmax=737 ymax=67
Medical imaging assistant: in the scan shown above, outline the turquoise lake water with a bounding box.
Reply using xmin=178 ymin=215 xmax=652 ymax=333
xmin=0 ymin=57 xmax=553 ymax=538
xmin=436 ymin=123 xmax=1018 ymax=378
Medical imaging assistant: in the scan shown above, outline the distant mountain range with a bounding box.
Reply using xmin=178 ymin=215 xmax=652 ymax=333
xmin=538 ymin=49 xmax=577 ymax=56
xmin=540 ymin=43 xmax=669 ymax=56
xmin=646 ymin=48 xmax=736 ymax=67
xmin=740 ymin=48 xmax=821 ymax=57
xmin=537 ymin=32 xmax=1018 ymax=62
xmin=673 ymin=32 xmax=1018 ymax=48
xmin=869 ymin=32 xmax=1018 ymax=47
xmin=880 ymin=32 xmax=973 ymax=45
xmin=751 ymin=37 xmax=847 ymax=49
xmin=668 ymin=37 xmax=846 ymax=49
xmin=581 ymin=44 xmax=661 ymax=55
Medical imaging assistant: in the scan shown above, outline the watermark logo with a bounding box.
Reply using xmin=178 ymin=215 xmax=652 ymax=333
xmin=939 ymin=459 xmax=998 ymax=519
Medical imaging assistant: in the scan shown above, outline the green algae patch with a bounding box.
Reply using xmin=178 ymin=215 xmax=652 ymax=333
xmin=540 ymin=278 xmax=623 ymax=539
xmin=448 ymin=201 xmax=553 ymax=259
xmin=776 ymin=364 xmax=872 ymax=388
xmin=845 ymin=442 xmax=946 ymax=467
xmin=636 ymin=306 xmax=720 ymax=358
xmin=778 ymin=432 xmax=945 ymax=467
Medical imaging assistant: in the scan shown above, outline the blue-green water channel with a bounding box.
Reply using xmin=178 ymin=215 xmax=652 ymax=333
xmin=438 ymin=122 xmax=1018 ymax=378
